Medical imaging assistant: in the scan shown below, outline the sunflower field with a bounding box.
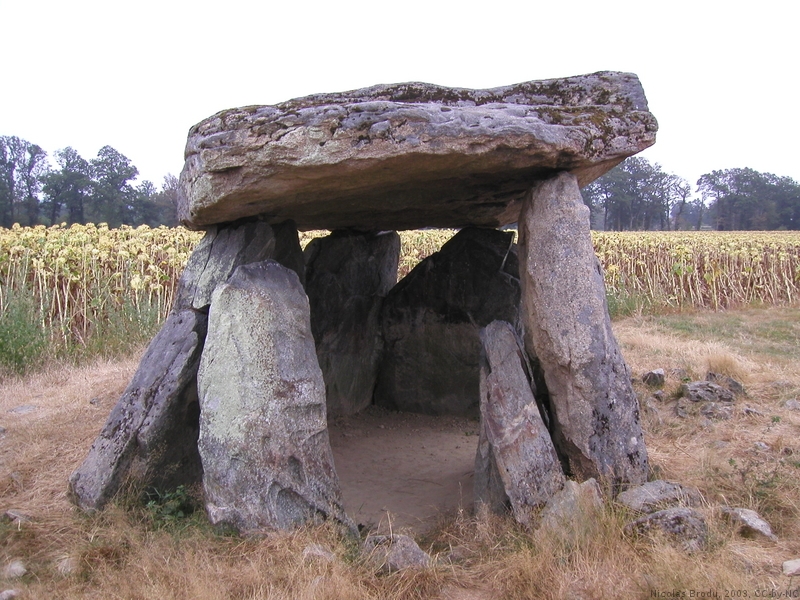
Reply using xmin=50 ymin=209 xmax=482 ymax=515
xmin=2 ymin=224 xmax=799 ymax=374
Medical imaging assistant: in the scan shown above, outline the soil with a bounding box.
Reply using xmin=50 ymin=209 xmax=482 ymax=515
xmin=328 ymin=406 xmax=479 ymax=533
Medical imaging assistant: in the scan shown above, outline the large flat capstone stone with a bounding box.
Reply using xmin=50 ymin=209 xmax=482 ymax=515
xmin=178 ymin=72 xmax=657 ymax=230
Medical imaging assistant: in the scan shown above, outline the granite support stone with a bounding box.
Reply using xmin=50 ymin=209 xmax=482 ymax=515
xmin=69 ymin=220 xmax=276 ymax=511
xmin=518 ymin=172 xmax=648 ymax=491
xmin=375 ymin=227 xmax=521 ymax=417
xmin=305 ymin=230 xmax=400 ymax=418
xmin=197 ymin=261 xmax=351 ymax=532
xmin=474 ymin=321 xmax=565 ymax=526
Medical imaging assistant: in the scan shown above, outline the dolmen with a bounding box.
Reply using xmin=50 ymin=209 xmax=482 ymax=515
xmin=69 ymin=71 xmax=657 ymax=533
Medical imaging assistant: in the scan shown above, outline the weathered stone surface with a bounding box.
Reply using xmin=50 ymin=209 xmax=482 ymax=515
xmin=305 ymin=230 xmax=400 ymax=417
xmin=174 ymin=219 xmax=275 ymax=310
xmin=783 ymin=559 xmax=800 ymax=577
xmin=721 ymin=507 xmax=777 ymax=542
xmin=617 ymin=480 xmax=702 ymax=514
xmin=474 ymin=321 xmax=564 ymax=525
xmin=0 ymin=589 xmax=21 ymax=599
xmin=0 ymin=510 xmax=31 ymax=525
xmin=680 ymin=381 xmax=735 ymax=403
xmin=706 ymin=372 xmax=745 ymax=396
xmin=625 ymin=507 xmax=708 ymax=553
xmin=363 ymin=534 xmax=431 ymax=573
xmin=197 ymin=261 xmax=349 ymax=532
xmin=70 ymin=220 xmax=277 ymax=512
xmin=375 ymin=228 xmax=520 ymax=417
xmin=539 ymin=478 xmax=603 ymax=532
xmin=518 ymin=171 xmax=648 ymax=490
xmin=178 ymin=72 xmax=657 ymax=230
xmin=69 ymin=308 xmax=207 ymax=511
xmin=642 ymin=369 xmax=665 ymax=387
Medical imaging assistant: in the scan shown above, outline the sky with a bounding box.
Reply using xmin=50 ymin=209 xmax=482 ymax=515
xmin=2 ymin=0 xmax=798 ymax=194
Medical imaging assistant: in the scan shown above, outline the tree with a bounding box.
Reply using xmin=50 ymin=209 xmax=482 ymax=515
xmin=18 ymin=143 xmax=49 ymax=226
xmin=88 ymin=145 xmax=139 ymax=227
xmin=697 ymin=168 xmax=800 ymax=230
xmin=0 ymin=136 xmax=51 ymax=227
xmin=42 ymin=147 xmax=92 ymax=225
xmin=581 ymin=157 xmax=689 ymax=231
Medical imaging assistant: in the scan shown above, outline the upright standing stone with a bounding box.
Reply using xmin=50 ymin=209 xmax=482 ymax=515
xmin=375 ymin=227 xmax=520 ymax=417
xmin=69 ymin=220 xmax=275 ymax=511
xmin=475 ymin=321 xmax=565 ymax=526
xmin=305 ymin=230 xmax=400 ymax=418
xmin=198 ymin=260 xmax=350 ymax=532
xmin=518 ymin=172 xmax=648 ymax=491
xmin=69 ymin=309 xmax=207 ymax=511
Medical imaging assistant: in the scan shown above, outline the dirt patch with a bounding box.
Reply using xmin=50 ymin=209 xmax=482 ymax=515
xmin=328 ymin=406 xmax=479 ymax=533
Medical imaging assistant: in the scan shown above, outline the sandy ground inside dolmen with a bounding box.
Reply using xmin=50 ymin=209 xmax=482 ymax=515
xmin=328 ymin=406 xmax=479 ymax=533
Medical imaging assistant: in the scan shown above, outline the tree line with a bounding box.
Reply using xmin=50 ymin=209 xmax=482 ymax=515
xmin=581 ymin=157 xmax=800 ymax=231
xmin=4 ymin=134 xmax=800 ymax=231
xmin=0 ymin=135 xmax=178 ymax=229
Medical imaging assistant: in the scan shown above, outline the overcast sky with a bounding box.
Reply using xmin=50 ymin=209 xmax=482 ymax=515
xmin=2 ymin=0 xmax=797 ymax=193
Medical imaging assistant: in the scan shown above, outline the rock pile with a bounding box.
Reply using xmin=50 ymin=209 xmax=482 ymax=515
xmin=70 ymin=72 xmax=656 ymax=532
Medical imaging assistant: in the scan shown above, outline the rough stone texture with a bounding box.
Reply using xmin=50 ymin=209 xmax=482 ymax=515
xmin=518 ymin=171 xmax=648 ymax=490
xmin=625 ymin=507 xmax=708 ymax=553
xmin=70 ymin=220 xmax=276 ymax=512
xmin=272 ymin=220 xmax=305 ymax=287
xmin=705 ymin=372 xmax=745 ymax=396
xmin=786 ymin=399 xmax=800 ymax=411
xmin=642 ymin=369 xmax=665 ymax=387
xmin=474 ymin=321 xmax=565 ymax=526
xmin=363 ymin=534 xmax=431 ymax=573
xmin=178 ymin=72 xmax=657 ymax=230
xmin=376 ymin=227 xmax=520 ymax=417
xmin=0 ymin=510 xmax=31 ymax=525
xmin=69 ymin=309 xmax=207 ymax=511
xmin=197 ymin=261 xmax=349 ymax=532
xmin=305 ymin=230 xmax=400 ymax=417
xmin=539 ymin=478 xmax=603 ymax=532
xmin=699 ymin=402 xmax=734 ymax=420
xmin=721 ymin=507 xmax=777 ymax=542
xmin=680 ymin=381 xmax=735 ymax=403
xmin=616 ymin=480 xmax=702 ymax=514
xmin=783 ymin=559 xmax=800 ymax=577
xmin=174 ymin=219 xmax=275 ymax=310
xmin=0 ymin=589 xmax=21 ymax=600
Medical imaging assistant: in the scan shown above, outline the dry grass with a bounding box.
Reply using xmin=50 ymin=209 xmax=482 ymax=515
xmin=2 ymin=310 xmax=800 ymax=599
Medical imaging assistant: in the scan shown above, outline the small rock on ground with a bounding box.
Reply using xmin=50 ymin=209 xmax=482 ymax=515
xmin=2 ymin=561 xmax=26 ymax=579
xmin=302 ymin=544 xmax=336 ymax=563
xmin=785 ymin=399 xmax=800 ymax=411
xmin=363 ymin=534 xmax=431 ymax=573
xmin=625 ymin=507 xmax=708 ymax=553
xmin=1 ymin=510 xmax=31 ymax=525
xmin=706 ymin=372 xmax=745 ymax=395
xmin=642 ymin=369 xmax=666 ymax=387
xmin=539 ymin=479 xmax=603 ymax=531
xmin=0 ymin=590 xmax=22 ymax=600
xmin=680 ymin=381 xmax=735 ymax=403
xmin=721 ymin=507 xmax=777 ymax=542
xmin=783 ymin=559 xmax=800 ymax=577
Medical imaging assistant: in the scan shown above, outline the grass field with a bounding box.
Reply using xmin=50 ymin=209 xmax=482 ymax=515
xmin=1 ymin=226 xmax=799 ymax=598
xmin=1 ymin=307 xmax=798 ymax=599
